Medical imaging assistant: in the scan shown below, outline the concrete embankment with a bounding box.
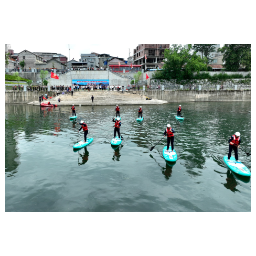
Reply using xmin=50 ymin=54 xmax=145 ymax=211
xmin=144 ymin=90 xmax=251 ymax=102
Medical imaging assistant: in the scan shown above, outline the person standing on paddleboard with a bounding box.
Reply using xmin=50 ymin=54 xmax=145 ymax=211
xmin=177 ymin=105 xmax=182 ymax=116
xmin=164 ymin=124 xmax=175 ymax=152
xmin=78 ymin=121 xmax=88 ymax=142
xmin=112 ymin=117 xmax=121 ymax=138
xmin=228 ymin=132 xmax=241 ymax=161
xmin=115 ymin=105 xmax=120 ymax=117
xmin=138 ymin=106 xmax=143 ymax=118
xmin=71 ymin=104 xmax=76 ymax=116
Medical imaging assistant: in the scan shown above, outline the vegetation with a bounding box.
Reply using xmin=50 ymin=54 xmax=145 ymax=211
xmin=26 ymin=80 xmax=33 ymax=86
xmin=218 ymin=44 xmax=251 ymax=71
xmin=40 ymin=70 xmax=48 ymax=85
xmin=5 ymin=52 xmax=10 ymax=66
xmin=153 ymin=44 xmax=208 ymax=82
xmin=133 ymin=71 xmax=142 ymax=89
xmin=13 ymin=72 xmax=22 ymax=86
xmin=43 ymin=79 xmax=48 ymax=86
xmin=5 ymin=74 xmax=29 ymax=82
xmin=19 ymin=60 xmax=26 ymax=70
xmin=193 ymin=44 xmax=217 ymax=64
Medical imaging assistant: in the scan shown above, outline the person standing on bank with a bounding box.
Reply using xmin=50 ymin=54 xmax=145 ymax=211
xmin=115 ymin=104 xmax=120 ymax=117
xmin=164 ymin=124 xmax=175 ymax=152
xmin=78 ymin=121 xmax=88 ymax=142
xmin=91 ymin=95 xmax=94 ymax=103
xmin=71 ymin=104 xmax=76 ymax=116
xmin=112 ymin=117 xmax=121 ymax=138
xmin=228 ymin=132 xmax=241 ymax=162
xmin=177 ymin=105 xmax=182 ymax=116
xmin=39 ymin=95 xmax=41 ymax=104
xmin=138 ymin=106 xmax=143 ymax=118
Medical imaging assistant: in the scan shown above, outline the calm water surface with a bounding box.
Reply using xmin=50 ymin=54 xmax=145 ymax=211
xmin=5 ymin=102 xmax=251 ymax=212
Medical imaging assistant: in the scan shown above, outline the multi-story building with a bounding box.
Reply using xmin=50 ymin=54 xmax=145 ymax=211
xmin=80 ymin=53 xmax=99 ymax=69
xmin=18 ymin=50 xmax=44 ymax=69
xmin=133 ymin=44 xmax=170 ymax=70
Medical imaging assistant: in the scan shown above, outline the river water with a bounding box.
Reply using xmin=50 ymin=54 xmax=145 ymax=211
xmin=5 ymin=102 xmax=251 ymax=212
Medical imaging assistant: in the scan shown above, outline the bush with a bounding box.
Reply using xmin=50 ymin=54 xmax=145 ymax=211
xmin=5 ymin=74 xmax=29 ymax=82
xmin=244 ymin=73 xmax=251 ymax=78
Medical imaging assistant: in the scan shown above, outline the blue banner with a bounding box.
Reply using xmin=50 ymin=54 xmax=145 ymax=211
xmin=72 ymin=79 xmax=109 ymax=86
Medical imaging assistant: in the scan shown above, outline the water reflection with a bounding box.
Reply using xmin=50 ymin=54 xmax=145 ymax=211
xmin=162 ymin=162 xmax=176 ymax=180
xmin=77 ymin=148 xmax=89 ymax=165
xmin=112 ymin=145 xmax=122 ymax=161
xmin=224 ymin=170 xmax=239 ymax=192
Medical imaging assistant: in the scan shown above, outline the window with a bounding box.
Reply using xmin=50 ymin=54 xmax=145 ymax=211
xmin=23 ymin=56 xmax=25 ymax=59
xmin=149 ymin=50 xmax=155 ymax=56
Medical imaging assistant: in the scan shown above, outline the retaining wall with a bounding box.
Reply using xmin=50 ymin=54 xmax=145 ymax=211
xmin=144 ymin=90 xmax=251 ymax=102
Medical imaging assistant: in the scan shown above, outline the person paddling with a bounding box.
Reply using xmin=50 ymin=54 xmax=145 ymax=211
xmin=71 ymin=104 xmax=76 ymax=116
xmin=164 ymin=124 xmax=175 ymax=152
xmin=112 ymin=117 xmax=121 ymax=138
xmin=138 ymin=106 xmax=143 ymax=118
xmin=228 ymin=132 xmax=241 ymax=162
xmin=177 ymin=105 xmax=182 ymax=116
xmin=115 ymin=104 xmax=120 ymax=117
xmin=79 ymin=120 xmax=88 ymax=142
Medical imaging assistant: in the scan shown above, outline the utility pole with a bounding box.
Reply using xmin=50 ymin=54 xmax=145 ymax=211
xmin=68 ymin=44 xmax=70 ymax=61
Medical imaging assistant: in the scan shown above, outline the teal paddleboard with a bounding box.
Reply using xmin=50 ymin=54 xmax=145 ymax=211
xmin=136 ymin=117 xmax=143 ymax=122
xmin=175 ymin=115 xmax=184 ymax=121
xmin=223 ymin=156 xmax=251 ymax=176
xmin=70 ymin=116 xmax=77 ymax=120
xmin=111 ymin=136 xmax=122 ymax=146
xmin=163 ymin=146 xmax=178 ymax=162
xmin=73 ymin=138 xmax=93 ymax=149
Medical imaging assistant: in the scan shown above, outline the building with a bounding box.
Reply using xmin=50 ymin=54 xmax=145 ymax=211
xmin=35 ymin=58 xmax=66 ymax=70
xmin=34 ymin=52 xmax=68 ymax=64
xmin=80 ymin=53 xmax=99 ymax=69
xmin=18 ymin=50 xmax=44 ymax=69
xmin=133 ymin=44 xmax=170 ymax=71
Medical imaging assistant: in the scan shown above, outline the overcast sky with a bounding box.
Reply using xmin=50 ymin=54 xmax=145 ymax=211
xmin=9 ymin=43 xmax=225 ymax=62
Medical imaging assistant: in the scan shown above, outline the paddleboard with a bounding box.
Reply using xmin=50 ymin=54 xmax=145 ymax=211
xmin=163 ymin=146 xmax=178 ymax=162
xmin=175 ymin=115 xmax=184 ymax=121
xmin=136 ymin=117 xmax=143 ymax=122
xmin=70 ymin=116 xmax=77 ymax=120
xmin=111 ymin=136 xmax=122 ymax=146
xmin=73 ymin=138 xmax=93 ymax=149
xmin=115 ymin=117 xmax=121 ymax=120
xmin=223 ymin=156 xmax=251 ymax=176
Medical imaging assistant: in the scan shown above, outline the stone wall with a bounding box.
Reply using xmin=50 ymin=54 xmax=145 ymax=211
xmin=5 ymin=91 xmax=55 ymax=104
xmin=144 ymin=90 xmax=251 ymax=102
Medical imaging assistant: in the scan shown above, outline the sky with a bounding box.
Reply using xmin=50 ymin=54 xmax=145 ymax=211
xmin=11 ymin=44 xmax=223 ymax=61
xmin=9 ymin=43 xmax=224 ymax=62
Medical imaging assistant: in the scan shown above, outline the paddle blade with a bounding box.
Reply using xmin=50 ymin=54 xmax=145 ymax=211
xmin=150 ymin=146 xmax=155 ymax=151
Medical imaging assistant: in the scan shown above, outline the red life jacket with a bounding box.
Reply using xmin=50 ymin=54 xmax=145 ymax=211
xmin=81 ymin=123 xmax=88 ymax=131
xmin=48 ymin=102 xmax=50 ymax=105
xmin=166 ymin=128 xmax=174 ymax=137
xmin=115 ymin=120 xmax=120 ymax=128
xmin=231 ymin=135 xmax=240 ymax=146
xmin=116 ymin=106 xmax=120 ymax=112
xmin=178 ymin=107 xmax=181 ymax=112
xmin=138 ymin=108 xmax=142 ymax=113
xmin=71 ymin=106 xmax=75 ymax=111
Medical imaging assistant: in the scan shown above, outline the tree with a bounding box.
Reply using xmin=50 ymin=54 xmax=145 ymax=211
xmin=14 ymin=72 xmax=21 ymax=87
xmin=5 ymin=52 xmax=10 ymax=69
xmin=133 ymin=71 xmax=142 ymax=89
xmin=40 ymin=70 xmax=48 ymax=85
xmin=43 ymin=79 xmax=48 ymax=86
xmin=193 ymin=44 xmax=217 ymax=64
xmin=26 ymin=80 xmax=32 ymax=86
xmin=218 ymin=44 xmax=251 ymax=71
xmin=153 ymin=44 xmax=208 ymax=81
xmin=19 ymin=60 xmax=26 ymax=70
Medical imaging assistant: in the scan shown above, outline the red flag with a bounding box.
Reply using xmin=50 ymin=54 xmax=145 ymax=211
xmin=51 ymin=72 xmax=59 ymax=79
xmin=146 ymin=74 xmax=149 ymax=80
xmin=130 ymin=63 xmax=133 ymax=69
xmin=145 ymin=54 xmax=147 ymax=60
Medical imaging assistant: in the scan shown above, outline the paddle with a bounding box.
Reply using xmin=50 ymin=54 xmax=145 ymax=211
xmin=150 ymin=137 xmax=165 ymax=151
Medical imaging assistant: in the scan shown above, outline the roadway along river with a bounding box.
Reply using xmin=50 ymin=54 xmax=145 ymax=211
xmin=5 ymin=102 xmax=251 ymax=212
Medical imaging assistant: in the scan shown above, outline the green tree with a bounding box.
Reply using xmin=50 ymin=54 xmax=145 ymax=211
xmin=193 ymin=44 xmax=217 ymax=64
xmin=26 ymin=80 xmax=32 ymax=86
xmin=154 ymin=44 xmax=208 ymax=81
xmin=5 ymin=52 xmax=10 ymax=68
xmin=218 ymin=44 xmax=251 ymax=71
xmin=14 ymin=72 xmax=21 ymax=87
xmin=40 ymin=70 xmax=48 ymax=85
xmin=43 ymin=79 xmax=48 ymax=86
xmin=133 ymin=71 xmax=142 ymax=89
xmin=19 ymin=60 xmax=26 ymax=70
